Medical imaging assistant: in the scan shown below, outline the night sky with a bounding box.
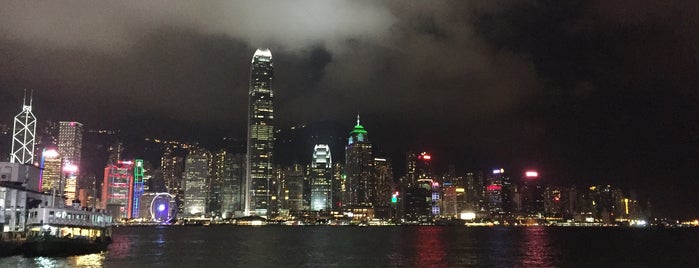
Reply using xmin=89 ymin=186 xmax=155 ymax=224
xmin=0 ymin=1 xmax=696 ymax=217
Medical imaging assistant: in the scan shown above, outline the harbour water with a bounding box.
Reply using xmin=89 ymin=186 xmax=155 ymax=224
xmin=2 ymin=226 xmax=698 ymax=267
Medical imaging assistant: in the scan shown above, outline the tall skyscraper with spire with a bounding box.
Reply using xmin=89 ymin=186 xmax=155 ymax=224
xmin=10 ymin=90 xmax=37 ymax=164
xmin=345 ymin=115 xmax=374 ymax=207
xmin=245 ymin=48 xmax=275 ymax=217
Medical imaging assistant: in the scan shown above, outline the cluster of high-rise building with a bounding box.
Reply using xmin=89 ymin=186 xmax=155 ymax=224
xmin=395 ymin=166 xmax=650 ymax=224
xmin=4 ymin=91 xmax=87 ymax=207
xmin=0 ymin=49 xmax=651 ymax=226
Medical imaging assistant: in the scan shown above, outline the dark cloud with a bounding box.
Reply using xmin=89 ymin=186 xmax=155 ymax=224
xmin=0 ymin=1 xmax=696 ymax=217
xmin=0 ymin=1 xmax=396 ymax=53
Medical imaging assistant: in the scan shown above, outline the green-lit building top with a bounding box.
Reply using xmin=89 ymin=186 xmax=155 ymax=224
xmin=348 ymin=115 xmax=369 ymax=145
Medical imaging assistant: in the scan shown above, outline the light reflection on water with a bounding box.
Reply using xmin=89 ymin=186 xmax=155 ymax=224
xmin=71 ymin=253 xmax=105 ymax=268
xmin=4 ymin=253 xmax=107 ymax=268
xmin=413 ymin=227 xmax=447 ymax=267
xmin=1 ymin=226 xmax=697 ymax=267
xmin=33 ymin=256 xmax=58 ymax=268
xmin=519 ymin=226 xmax=558 ymax=267
xmin=104 ymin=228 xmax=133 ymax=261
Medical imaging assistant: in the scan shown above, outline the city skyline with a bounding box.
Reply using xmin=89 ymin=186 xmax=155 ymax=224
xmin=0 ymin=1 xmax=696 ymax=218
xmin=0 ymin=110 xmax=673 ymax=228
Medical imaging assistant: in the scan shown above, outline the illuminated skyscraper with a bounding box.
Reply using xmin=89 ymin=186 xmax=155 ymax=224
xmin=417 ymin=152 xmax=433 ymax=180
xmin=39 ymin=149 xmax=61 ymax=192
xmin=283 ymin=164 xmax=305 ymax=212
xmin=131 ymin=159 xmax=145 ymax=218
xmin=183 ymin=147 xmax=210 ymax=217
xmin=161 ymin=145 xmax=184 ymax=213
xmin=10 ymin=91 xmax=36 ymax=164
xmin=486 ymin=169 xmax=505 ymax=214
xmin=57 ymin=121 xmax=83 ymax=170
xmin=443 ymin=186 xmax=458 ymax=217
xmin=216 ymin=150 xmax=246 ymax=218
xmin=331 ymin=162 xmax=344 ymax=211
xmin=406 ymin=152 xmax=417 ymax=185
xmin=484 ymin=168 xmax=512 ymax=216
xmin=103 ymin=161 xmax=134 ymax=220
xmin=373 ymin=158 xmax=393 ymax=207
xmin=310 ymin=144 xmax=332 ymax=211
xmin=209 ymin=150 xmax=226 ymax=217
xmin=403 ymin=179 xmax=434 ymax=220
xmin=107 ymin=142 xmax=124 ymax=164
xmin=63 ymin=169 xmax=78 ymax=206
xmin=465 ymin=171 xmax=487 ymax=212
xmin=77 ymin=174 xmax=97 ymax=208
xmin=521 ymin=171 xmax=544 ymax=217
xmin=33 ymin=120 xmax=59 ymax=164
xmin=345 ymin=115 xmax=373 ymax=207
xmin=245 ymin=48 xmax=275 ymax=217
xmin=57 ymin=121 xmax=82 ymax=205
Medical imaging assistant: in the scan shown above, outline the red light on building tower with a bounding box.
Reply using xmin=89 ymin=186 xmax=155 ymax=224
xmin=418 ymin=152 xmax=431 ymax=160
xmin=525 ymin=171 xmax=539 ymax=178
xmin=486 ymin=184 xmax=502 ymax=191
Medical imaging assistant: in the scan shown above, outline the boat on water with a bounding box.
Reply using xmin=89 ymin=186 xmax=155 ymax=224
xmin=23 ymin=205 xmax=113 ymax=257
